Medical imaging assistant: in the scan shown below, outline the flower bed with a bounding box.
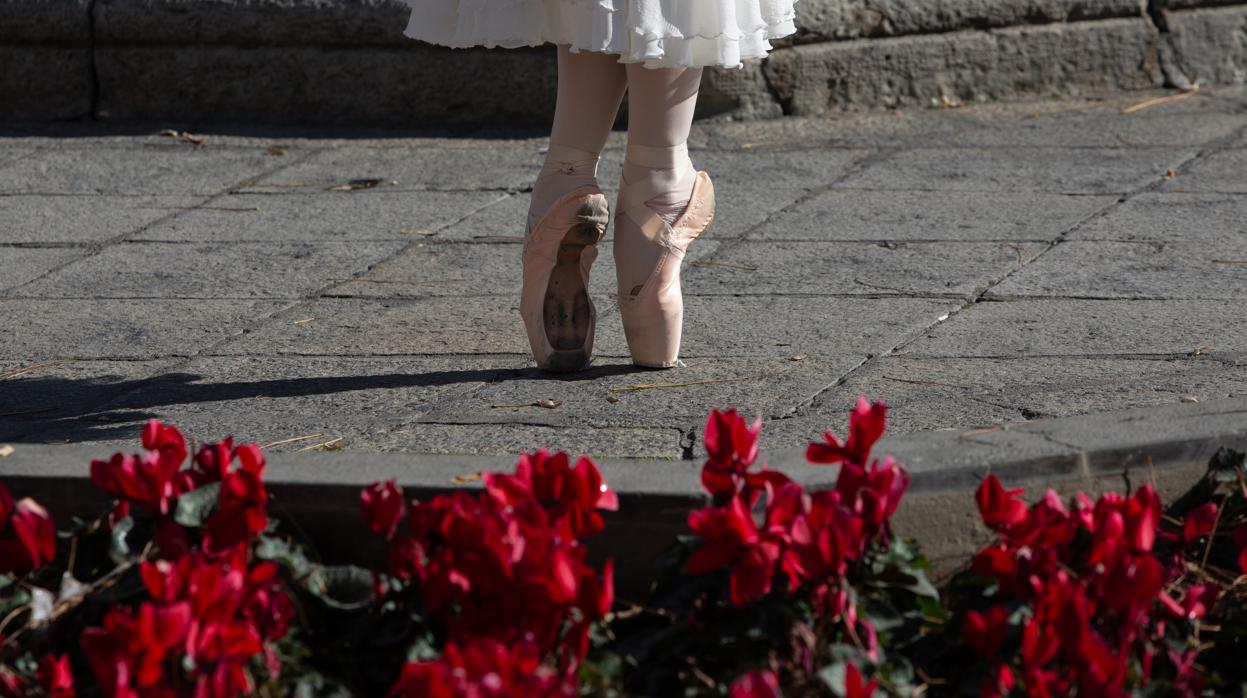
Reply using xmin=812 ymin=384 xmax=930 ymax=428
xmin=1 ymin=399 xmax=1246 ymax=696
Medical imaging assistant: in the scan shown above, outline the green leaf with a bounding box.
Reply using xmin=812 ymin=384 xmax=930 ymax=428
xmin=1210 ymin=447 xmax=1246 ymax=483
xmin=175 ymin=482 xmax=221 ymax=528
xmin=255 ymin=535 xmax=312 ymax=578
xmin=109 ymin=516 xmax=136 ymax=562
xmin=304 ymin=565 xmax=376 ymax=611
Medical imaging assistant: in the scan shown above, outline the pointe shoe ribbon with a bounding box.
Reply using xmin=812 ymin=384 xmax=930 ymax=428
xmin=520 ymin=185 xmax=609 ymax=372
xmin=615 ymin=149 xmax=715 ymax=369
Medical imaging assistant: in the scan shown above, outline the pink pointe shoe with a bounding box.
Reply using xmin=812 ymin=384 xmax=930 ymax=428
xmin=615 ymin=162 xmax=715 ymax=369
xmin=520 ymin=186 xmax=610 ymax=372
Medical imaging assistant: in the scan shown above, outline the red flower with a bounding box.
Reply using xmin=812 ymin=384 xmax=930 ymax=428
xmin=729 ymin=669 xmax=782 ymax=698
xmin=362 ymin=480 xmax=406 ymax=540
xmin=37 ymin=654 xmax=74 ymax=698
xmin=686 ymin=496 xmax=781 ymax=604
xmin=701 ymin=409 xmax=763 ymax=497
xmin=974 ymin=475 xmax=1028 ymax=531
xmin=81 ymin=602 xmax=190 ymax=698
xmin=90 ymin=451 xmax=182 ymax=518
xmin=834 ymin=456 xmax=909 ymax=533
xmin=0 ymin=483 xmax=56 ymax=574
xmin=962 ymin=605 xmax=1011 ymax=657
xmin=1180 ymin=583 xmax=1219 ymax=620
xmin=141 ymin=420 xmax=188 ymax=472
xmin=806 ymin=397 xmax=886 ymax=467
xmin=486 ymin=450 xmax=617 ymax=540
xmin=202 ymin=451 xmax=268 ymax=556
xmin=842 ymin=663 xmax=878 ymax=698
xmin=1182 ymin=502 xmax=1218 ymax=543
xmin=0 ymin=669 xmax=25 ymax=698
xmin=388 ymin=636 xmax=576 ymax=697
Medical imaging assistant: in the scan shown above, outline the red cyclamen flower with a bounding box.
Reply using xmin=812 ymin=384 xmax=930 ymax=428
xmin=729 ymin=669 xmax=782 ymax=698
xmin=202 ymin=445 xmax=269 ymax=556
xmin=975 ymin=475 xmax=1028 ymax=531
xmin=701 ymin=409 xmax=762 ymax=496
xmin=387 ymin=636 xmax=576 ymax=698
xmin=361 ymin=479 xmax=406 ymax=540
xmin=38 ymin=654 xmax=74 ymax=698
xmin=806 ymin=397 xmax=886 ymax=467
xmin=0 ymin=482 xmax=56 ymax=574
xmin=842 ymin=663 xmax=879 ymax=698
xmin=485 ymin=449 xmax=618 ymax=540
xmin=686 ymin=495 xmax=781 ymax=605
xmin=1183 ymin=502 xmax=1218 ymax=543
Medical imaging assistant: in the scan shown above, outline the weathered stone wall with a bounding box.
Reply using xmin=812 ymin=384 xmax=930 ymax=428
xmin=1 ymin=0 xmax=1244 ymax=124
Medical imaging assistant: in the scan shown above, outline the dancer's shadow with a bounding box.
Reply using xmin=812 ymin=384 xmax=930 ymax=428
xmin=0 ymin=360 xmax=647 ymax=444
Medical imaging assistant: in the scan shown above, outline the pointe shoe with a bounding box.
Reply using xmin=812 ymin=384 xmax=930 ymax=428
xmin=520 ymin=186 xmax=610 ymax=372
xmin=615 ymin=170 xmax=715 ymax=369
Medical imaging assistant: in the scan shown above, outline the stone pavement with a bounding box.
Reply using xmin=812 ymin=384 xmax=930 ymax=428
xmin=2 ymin=87 xmax=1247 ymax=463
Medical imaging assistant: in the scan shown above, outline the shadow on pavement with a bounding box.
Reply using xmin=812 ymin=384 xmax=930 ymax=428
xmin=0 ymin=361 xmax=647 ymax=444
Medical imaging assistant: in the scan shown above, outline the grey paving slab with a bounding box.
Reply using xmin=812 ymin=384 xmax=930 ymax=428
xmin=900 ymin=299 xmax=1247 ymax=358
xmin=327 ymin=238 xmax=721 ymax=300
xmin=239 ymin=144 xmax=544 ymax=193
xmin=686 ymin=240 xmax=1046 ymax=297
xmin=686 ymin=148 xmax=873 ymax=190
xmin=753 ymin=189 xmax=1114 ymax=242
xmin=697 ymin=109 xmax=978 ymax=150
xmin=417 ymin=355 xmax=854 ymax=430
xmin=929 ymin=106 xmax=1247 ymax=148
xmin=987 ymin=240 xmax=1247 ymax=300
xmin=434 ymin=185 xmax=804 ymax=243
xmin=15 ymin=240 xmax=405 ymax=299
xmin=1069 ymin=192 xmax=1247 ymax=242
xmin=0 ymin=299 xmax=291 ymax=360
xmin=595 ymin=147 xmax=870 ymax=191
xmin=796 ymin=354 xmax=1247 ymax=436
xmin=129 ymin=191 xmax=509 ymax=242
xmin=761 ymin=401 xmax=1023 ymax=450
xmin=593 ymin=296 xmax=961 ymax=360
xmin=0 ymin=149 xmax=34 ymax=168
xmin=0 ymin=246 xmax=86 ymax=292
xmin=1161 ymin=149 xmax=1247 ymax=193
xmin=211 ymin=297 xmax=529 ymax=356
xmin=18 ymin=354 xmax=525 ymax=449
xmin=0 ymin=146 xmax=285 ymax=195
xmin=0 ymin=195 xmax=210 ymax=244
xmin=836 ymin=147 xmax=1195 ymax=194
xmin=0 ymin=359 xmax=174 ymax=442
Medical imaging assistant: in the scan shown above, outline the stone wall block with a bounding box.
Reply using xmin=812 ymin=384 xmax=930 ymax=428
xmin=1167 ymin=5 xmax=1247 ymax=85
xmin=0 ymin=0 xmax=91 ymax=42
xmin=94 ymin=0 xmax=413 ymax=46
xmin=0 ymin=45 xmax=92 ymax=120
xmin=766 ymin=17 xmax=1162 ymax=116
xmin=94 ymin=44 xmax=559 ymax=126
xmin=794 ymin=0 xmax=1147 ymax=42
xmin=699 ymin=62 xmax=784 ymax=120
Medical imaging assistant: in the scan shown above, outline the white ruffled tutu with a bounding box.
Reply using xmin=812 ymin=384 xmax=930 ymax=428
xmin=403 ymin=0 xmax=799 ymax=69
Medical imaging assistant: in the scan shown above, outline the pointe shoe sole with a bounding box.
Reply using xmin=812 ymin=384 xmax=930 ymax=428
xmin=520 ymin=188 xmax=608 ymax=372
xmin=530 ymin=200 xmax=606 ymax=373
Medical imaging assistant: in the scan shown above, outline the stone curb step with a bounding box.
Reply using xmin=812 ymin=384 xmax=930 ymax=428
xmin=2 ymin=0 xmax=1245 ymax=124
xmin=3 ymin=397 xmax=1244 ymax=594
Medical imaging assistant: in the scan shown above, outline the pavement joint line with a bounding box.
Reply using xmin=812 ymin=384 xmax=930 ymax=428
xmin=781 ymin=138 xmax=1212 ymax=414
xmin=4 ymin=132 xmax=334 ymax=435
xmin=687 ymin=146 xmax=900 ymax=272
xmin=826 ymin=186 xmax=1154 ymax=196
xmin=2 ymin=145 xmax=327 ymax=295
xmin=987 ymin=294 xmax=1247 ymax=301
xmin=316 ymin=291 xmax=969 ymax=301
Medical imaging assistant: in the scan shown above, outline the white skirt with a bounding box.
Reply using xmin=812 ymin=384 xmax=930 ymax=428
xmin=403 ymin=0 xmax=799 ymax=69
